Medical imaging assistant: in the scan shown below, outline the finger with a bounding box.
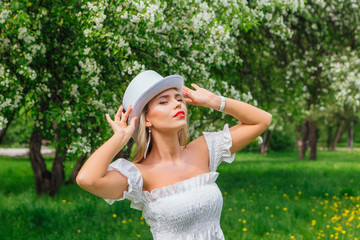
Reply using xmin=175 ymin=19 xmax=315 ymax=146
xmin=182 ymin=87 xmax=193 ymax=97
xmin=122 ymin=105 xmax=133 ymax=122
xmin=183 ymin=85 xmax=191 ymax=91
xmin=183 ymin=98 xmax=194 ymax=104
xmin=129 ymin=116 xmax=138 ymax=128
xmin=106 ymin=114 xmax=113 ymax=124
xmin=190 ymin=83 xmax=201 ymax=90
xmin=115 ymin=105 xmax=123 ymax=122
xmin=182 ymin=86 xmax=194 ymax=94
xmin=182 ymin=89 xmax=189 ymax=97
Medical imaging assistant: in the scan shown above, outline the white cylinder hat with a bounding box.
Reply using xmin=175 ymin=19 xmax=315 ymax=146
xmin=123 ymin=70 xmax=184 ymax=140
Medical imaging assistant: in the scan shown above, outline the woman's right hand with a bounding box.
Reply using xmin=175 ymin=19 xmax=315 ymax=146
xmin=106 ymin=105 xmax=137 ymax=139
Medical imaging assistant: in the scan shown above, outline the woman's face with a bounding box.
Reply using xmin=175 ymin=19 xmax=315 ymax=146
xmin=145 ymin=88 xmax=187 ymax=133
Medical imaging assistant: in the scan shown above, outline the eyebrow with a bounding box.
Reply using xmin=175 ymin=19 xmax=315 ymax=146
xmin=157 ymin=93 xmax=182 ymax=100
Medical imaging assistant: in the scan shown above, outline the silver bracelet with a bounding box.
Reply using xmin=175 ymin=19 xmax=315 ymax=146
xmin=218 ymin=96 xmax=226 ymax=112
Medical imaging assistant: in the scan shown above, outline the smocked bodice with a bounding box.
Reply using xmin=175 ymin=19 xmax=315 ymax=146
xmin=104 ymin=124 xmax=235 ymax=240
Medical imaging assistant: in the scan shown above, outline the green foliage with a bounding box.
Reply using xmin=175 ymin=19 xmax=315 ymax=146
xmin=269 ymin=130 xmax=296 ymax=152
xmin=1 ymin=107 xmax=33 ymax=146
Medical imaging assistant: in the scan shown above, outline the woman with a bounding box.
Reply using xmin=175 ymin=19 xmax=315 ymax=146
xmin=76 ymin=70 xmax=272 ymax=239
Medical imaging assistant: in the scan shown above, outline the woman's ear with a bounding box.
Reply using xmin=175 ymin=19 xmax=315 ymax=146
xmin=145 ymin=118 xmax=152 ymax=128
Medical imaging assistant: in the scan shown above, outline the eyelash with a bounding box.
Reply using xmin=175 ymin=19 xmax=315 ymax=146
xmin=159 ymin=99 xmax=183 ymax=104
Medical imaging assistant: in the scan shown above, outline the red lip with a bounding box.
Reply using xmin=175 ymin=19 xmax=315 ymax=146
xmin=173 ymin=110 xmax=185 ymax=118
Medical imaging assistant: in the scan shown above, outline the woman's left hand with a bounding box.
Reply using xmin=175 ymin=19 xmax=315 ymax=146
xmin=182 ymin=83 xmax=218 ymax=108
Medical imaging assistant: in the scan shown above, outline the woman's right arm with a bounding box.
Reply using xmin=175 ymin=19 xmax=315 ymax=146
xmin=76 ymin=105 xmax=137 ymax=200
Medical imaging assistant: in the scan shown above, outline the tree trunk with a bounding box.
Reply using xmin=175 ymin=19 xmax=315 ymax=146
xmin=295 ymin=124 xmax=301 ymax=151
xmin=50 ymin=145 xmax=67 ymax=196
xmin=29 ymin=128 xmax=52 ymax=195
xmin=29 ymin=128 xmax=68 ymax=196
xmin=309 ymin=121 xmax=317 ymax=161
xmin=347 ymin=121 xmax=354 ymax=150
xmin=327 ymin=125 xmax=333 ymax=150
xmin=259 ymin=130 xmax=271 ymax=154
xmin=67 ymin=154 xmax=87 ymax=184
xmin=0 ymin=112 xmax=14 ymax=144
xmin=332 ymin=119 xmax=345 ymax=151
xmin=299 ymin=119 xmax=310 ymax=160
xmin=114 ymin=138 xmax=134 ymax=160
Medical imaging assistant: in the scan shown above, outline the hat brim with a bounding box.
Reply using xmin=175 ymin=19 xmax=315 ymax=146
xmin=128 ymin=75 xmax=184 ymax=140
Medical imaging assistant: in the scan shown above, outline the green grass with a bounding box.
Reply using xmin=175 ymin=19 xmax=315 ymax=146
xmin=1 ymin=150 xmax=360 ymax=240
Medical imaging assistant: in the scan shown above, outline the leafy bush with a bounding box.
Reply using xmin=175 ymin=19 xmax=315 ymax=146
xmin=270 ymin=130 xmax=296 ymax=152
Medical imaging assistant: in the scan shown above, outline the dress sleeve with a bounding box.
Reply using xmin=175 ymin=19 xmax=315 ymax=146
xmin=103 ymin=158 xmax=144 ymax=210
xmin=203 ymin=124 xmax=235 ymax=172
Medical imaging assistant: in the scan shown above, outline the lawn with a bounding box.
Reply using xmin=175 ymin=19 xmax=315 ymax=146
xmin=1 ymin=150 xmax=360 ymax=240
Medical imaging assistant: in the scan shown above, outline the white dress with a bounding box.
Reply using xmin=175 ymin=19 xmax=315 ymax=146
xmin=104 ymin=124 xmax=235 ymax=240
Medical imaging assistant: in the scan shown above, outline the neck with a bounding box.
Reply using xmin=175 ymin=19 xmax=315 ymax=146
xmin=147 ymin=129 xmax=182 ymax=163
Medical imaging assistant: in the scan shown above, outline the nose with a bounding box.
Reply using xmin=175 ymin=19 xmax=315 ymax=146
xmin=173 ymin=98 xmax=181 ymax=109
xmin=175 ymin=100 xmax=181 ymax=109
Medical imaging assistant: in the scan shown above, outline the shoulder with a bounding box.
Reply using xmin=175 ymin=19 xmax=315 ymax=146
xmin=184 ymin=135 xmax=209 ymax=166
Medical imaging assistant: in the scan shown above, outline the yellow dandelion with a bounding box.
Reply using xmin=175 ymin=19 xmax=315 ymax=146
xmin=283 ymin=208 xmax=288 ymax=211
xmin=298 ymin=191 xmax=302 ymax=195
xmin=112 ymin=214 xmax=117 ymax=218
xmin=140 ymin=215 xmax=144 ymax=220
xmin=238 ymin=218 xmax=242 ymax=222
xmin=243 ymin=220 xmax=247 ymax=224
xmin=62 ymin=199 xmax=66 ymax=203
xmin=312 ymin=220 xmax=316 ymax=226
xmin=242 ymin=228 xmax=247 ymax=232
xmin=228 ymin=208 xmax=232 ymax=211
xmin=241 ymin=209 xmax=245 ymax=212
xmin=224 ymin=192 xmax=228 ymax=196
xmin=129 ymin=219 xmax=133 ymax=222
xmin=137 ymin=234 xmax=141 ymax=238
xmin=122 ymin=220 xmax=127 ymax=224
xmin=270 ymin=214 xmax=274 ymax=218
xmin=265 ymin=206 xmax=269 ymax=210
xmin=333 ymin=226 xmax=342 ymax=232
xmin=77 ymin=229 xmax=81 ymax=233
xmin=290 ymin=236 xmax=295 ymax=239
xmin=266 ymin=232 xmax=270 ymax=235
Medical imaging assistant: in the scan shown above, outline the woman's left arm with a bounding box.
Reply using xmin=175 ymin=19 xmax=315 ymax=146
xmin=182 ymin=84 xmax=272 ymax=154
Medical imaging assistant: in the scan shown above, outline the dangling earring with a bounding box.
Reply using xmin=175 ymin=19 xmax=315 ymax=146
xmin=144 ymin=127 xmax=151 ymax=159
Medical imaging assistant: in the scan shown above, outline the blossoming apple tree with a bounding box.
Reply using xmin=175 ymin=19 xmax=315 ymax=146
xmin=1 ymin=0 xmax=299 ymax=195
